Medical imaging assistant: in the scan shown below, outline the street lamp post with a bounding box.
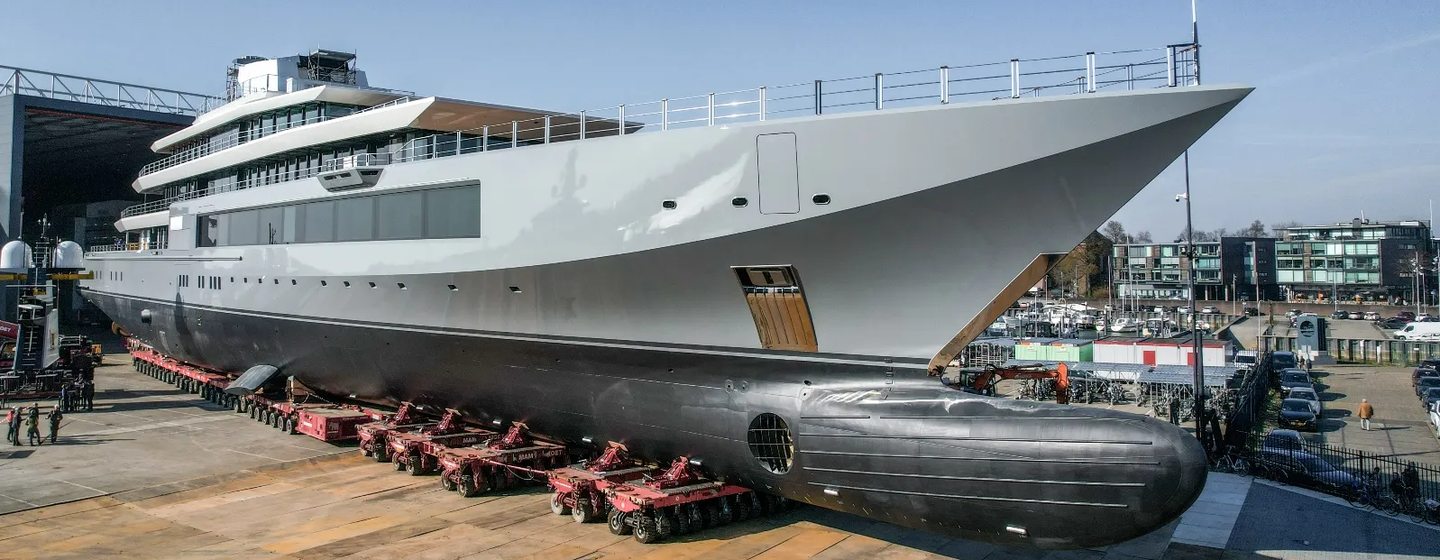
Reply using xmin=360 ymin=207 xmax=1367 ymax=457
xmin=1177 ymin=181 xmax=1205 ymax=451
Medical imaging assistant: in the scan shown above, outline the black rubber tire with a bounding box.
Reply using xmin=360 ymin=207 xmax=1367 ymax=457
xmin=572 ymin=496 xmax=593 ymax=523
xmin=551 ymin=492 xmax=571 ymax=516
xmin=655 ymin=510 xmax=675 ymax=538
xmin=733 ymin=494 xmax=751 ymax=521
xmin=686 ymin=503 xmax=705 ymax=530
xmin=703 ymin=501 xmax=722 ymax=527
xmin=608 ymin=508 xmax=632 ymax=535
xmin=361 ymin=446 xmax=373 ymax=458
xmin=407 ymin=454 xmax=424 ymax=476
xmin=393 ymin=454 xmax=406 ymax=471
xmin=632 ymin=514 xmax=659 ymax=544
xmin=441 ymin=475 xmax=457 ymax=492
xmin=374 ymin=444 xmax=390 ymax=463
xmin=748 ymin=492 xmax=765 ymax=516
xmin=673 ymin=506 xmax=692 ymax=535
xmin=456 ymin=474 xmax=478 ymax=498
xmin=717 ymin=496 xmax=736 ymax=524
xmin=286 ymin=417 xmax=297 ymax=435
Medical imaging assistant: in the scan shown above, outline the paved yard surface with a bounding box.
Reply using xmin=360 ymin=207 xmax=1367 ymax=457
xmin=1307 ymin=364 xmax=1440 ymax=463
xmin=3 ymin=348 xmax=1437 ymax=559
xmin=0 ymin=351 xmax=346 ymax=515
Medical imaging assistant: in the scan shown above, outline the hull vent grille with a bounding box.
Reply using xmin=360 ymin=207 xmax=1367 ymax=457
xmin=747 ymin=413 xmax=794 ymax=474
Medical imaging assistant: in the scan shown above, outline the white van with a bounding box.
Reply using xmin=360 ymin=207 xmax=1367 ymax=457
xmin=1395 ymin=321 xmax=1440 ymax=341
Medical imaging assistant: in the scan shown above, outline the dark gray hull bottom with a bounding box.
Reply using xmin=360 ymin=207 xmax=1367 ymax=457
xmin=84 ymin=289 xmax=1206 ymax=549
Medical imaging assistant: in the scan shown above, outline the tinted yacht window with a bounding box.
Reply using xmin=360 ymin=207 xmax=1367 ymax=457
xmin=425 ymin=186 xmax=482 ymax=238
xmin=378 ymin=191 xmax=423 ymax=240
xmin=335 ymin=197 xmax=375 ymax=241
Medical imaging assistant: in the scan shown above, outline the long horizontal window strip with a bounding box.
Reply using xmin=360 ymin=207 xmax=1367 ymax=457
xmin=196 ymin=184 xmax=481 ymax=247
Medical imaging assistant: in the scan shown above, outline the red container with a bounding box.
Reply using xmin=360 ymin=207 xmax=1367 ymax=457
xmin=295 ymin=407 xmax=372 ymax=442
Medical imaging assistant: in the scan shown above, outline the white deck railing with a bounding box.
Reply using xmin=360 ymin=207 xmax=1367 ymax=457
xmin=1 ymin=64 xmax=221 ymax=115
xmin=121 ymin=43 xmax=1198 ymax=220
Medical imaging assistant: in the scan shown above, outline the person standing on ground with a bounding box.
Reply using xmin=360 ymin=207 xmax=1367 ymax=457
xmin=1358 ymin=398 xmax=1375 ymax=431
xmin=7 ymin=406 xmax=20 ymax=445
xmin=46 ymin=405 xmax=62 ymax=444
xmin=59 ymin=383 xmax=70 ymax=413
xmin=25 ymin=404 xmax=40 ymax=446
xmin=3 ymin=406 xmax=15 ymax=444
xmin=82 ymin=380 xmax=94 ymax=412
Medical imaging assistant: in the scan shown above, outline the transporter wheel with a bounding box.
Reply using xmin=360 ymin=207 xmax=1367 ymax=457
xmin=550 ymin=492 xmax=571 ymax=515
xmin=671 ymin=506 xmax=691 ymax=535
xmin=749 ymin=492 xmax=766 ymax=516
xmin=456 ymin=474 xmax=478 ymax=498
xmin=374 ymin=444 xmax=390 ymax=463
xmin=248 ymin=406 xmax=257 ymax=420
xmin=361 ymin=446 xmax=373 ymax=458
xmin=286 ymin=417 xmax=297 ymax=435
xmin=654 ymin=510 xmax=674 ymax=538
xmin=572 ymin=496 xmax=597 ymax=523
xmin=717 ymin=496 xmax=736 ymax=524
xmin=632 ymin=514 xmax=659 ymax=544
xmin=441 ymin=475 xmax=457 ymax=492
xmin=685 ymin=503 xmax=705 ymax=530
xmin=407 ymin=454 xmax=424 ymax=476
xmin=393 ymin=454 xmax=407 ymax=471
xmin=608 ymin=509 xmax=632 ymax=535
xmin=732 ymin=494 xmax=751 ymax=521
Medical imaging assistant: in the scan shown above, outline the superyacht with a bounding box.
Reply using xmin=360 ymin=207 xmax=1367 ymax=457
xmin=79 ymin=47 xmax=1249 ymax=548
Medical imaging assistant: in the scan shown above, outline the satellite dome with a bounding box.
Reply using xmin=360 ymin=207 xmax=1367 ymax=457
xmin=53 ymin=240 xmax=85 ymax=269
xmin=0 ymin=241 xmax=33 ymax=273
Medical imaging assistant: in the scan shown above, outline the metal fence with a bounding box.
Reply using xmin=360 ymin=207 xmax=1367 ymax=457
xmin=1 ymin=65 xmax=221 ymax=116
xmin=1233 ymin=427 xmax=1440 ymax=518
xmin=1222 ymin=352 xmax=1273 ymax=448
xmin=1262 ymin=336 xmax=1440 ymax=366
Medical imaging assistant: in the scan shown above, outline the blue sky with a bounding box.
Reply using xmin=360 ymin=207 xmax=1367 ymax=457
xmin=3 ymin=1 xmax=1438 ymax=238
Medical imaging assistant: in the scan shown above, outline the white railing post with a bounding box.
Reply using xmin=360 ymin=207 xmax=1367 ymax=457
xmin=874 ymin=73 xmax=883 ymax=110
xmin=1085 ymin=52 xmax=1096 ymax=93
xmin=661 ymin=98 xmax=669 ymax=131
xmin=482 ymin=125 xmax=489 ymax=151
xmin=940 ymin=66 xmax=949 ymax=104
xmin=618 ymin=105 xmax=626 ymax=136
xmin=758 ymin=87 xmax=767 ymax=121
xmin=579 ymin=110 xmax=587 ymax=139
xmin=707 ymin=93 xmax=715 ymax=126
xmin=1010 ymin=59 xmax=1020 ymax=98
xmin=543 ymin=115 xmax=551 ymax=144
xmin=1167 ymin=46 xmax=1177 ymax=87
xmin=511 ymin=121 xmax=518 ymax=148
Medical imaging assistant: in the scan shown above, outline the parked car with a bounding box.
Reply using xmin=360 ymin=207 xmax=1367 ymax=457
xmin=1379 ymin=317 xmax=1411 ymax=330
xmin=1329 ymin=310 xmax=1350 ymax=320
xmin=1412 ymin=368 xmax=1440 ymax=388
xmin=1279 ymin=369 xmax=1314 ymax=397
xmin=1419 ymin=314 xmax=1439 ymax=322
xmin=1416 ymin=376 xmax=1440 ymax=398
xmin=1278 ymin=398 xmax=1319 ymax=431
xmin=1422 ymin=387 xmax=1440 ymax=412
xmin=1253 ymin=450 xmax=1359 ymax=493
xmin=1417 ymin=358 xmax=1440 ymax=371
xmin=1288 ymin=387 xmax=1322 ymax=416
xmin=1200 ymin=305 xmax=1220 ymax=314
xmin=1398 ymin=311 xmax=1417 ymax=321
xmin=1286 ymin=309 xmax=1302 ymax=318
xmin=1243 ymin=306 xmax=1261 ymax=316
xmin=1262 ymin=429 xmax=1304 ymax=451
xmin=1362 ymin=311 xmax=1381 ymax=321
xmin=1272 ymin=351 xmax=1298 ymax=370
xmin=1429 ymin=402 xmax=1440 ymax=439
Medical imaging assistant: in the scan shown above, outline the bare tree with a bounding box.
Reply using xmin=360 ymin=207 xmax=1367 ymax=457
xmin=1271 ymin=220 xmax=1303 ymax=239
xmin=1134 ymin=230 xmax=1153 ymax=243
xmin=1240 ymin=219 xmax=1267 ymax=237
xmin=1101 ymin=221 xmax=1129 ymax=243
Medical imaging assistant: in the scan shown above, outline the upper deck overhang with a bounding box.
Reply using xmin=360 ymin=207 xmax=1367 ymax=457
xmin=134 ymin=96 xmax=629 ymax=193
xmin=151 ymin=85 xmax=405 ymax=153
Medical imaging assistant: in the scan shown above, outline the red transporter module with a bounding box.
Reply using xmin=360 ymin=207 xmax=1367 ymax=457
xmin=547 ymin=444 xmax=653 ymax=524
xmin=434 ymin=422 xmax=568 ymax=498
xmin=386 ymin=409 xmax=495 ymax=474
xmin=357 ymin=402 xmax=422 ymax=461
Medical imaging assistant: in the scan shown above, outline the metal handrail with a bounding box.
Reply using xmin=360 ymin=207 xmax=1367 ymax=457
xmin=1 ymin=64 xmax=221 ymax=116
xmin=122 ymin=43 xmax=1199 ymax=220
xmin=136 ymin=97 xmax=419 ymax=177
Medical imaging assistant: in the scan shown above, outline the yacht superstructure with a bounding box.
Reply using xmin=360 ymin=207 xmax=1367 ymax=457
xmin=79 ymin=47 xmax=1249 ymax=548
